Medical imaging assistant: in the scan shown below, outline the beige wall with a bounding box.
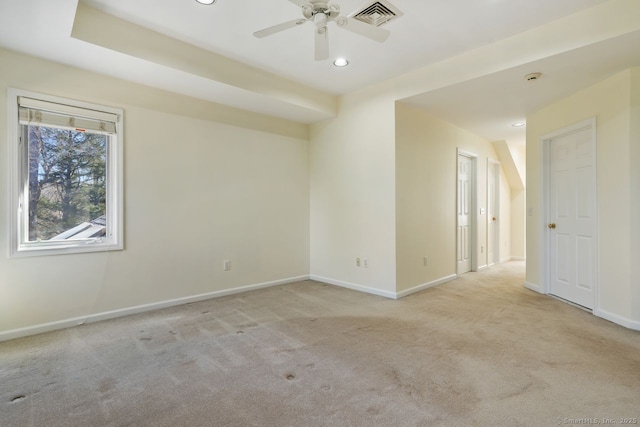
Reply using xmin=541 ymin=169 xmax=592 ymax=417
xmin=395 ymin=103 xmax=512 ymax=292
xmin=4 ymin=0 xmax=639 ymax=337
xmin=630 ymin=68 xmax=640 ymax=320
xmin=509 ymin=142 xmax=526 ymax=260
xmin=0 ymin=49 xmax=310 ymax=336
xmin=499 ymin=173 xmax=512 ymax=262
xmin=303 ymin=0 xmax=639 ymax=301
xmin=510 ymin=189 xmax=526 ymax=259
xmin=309 ymin=93 xmax=397 ymax=295
xmin=526 ymin=69 xmax=638 ymax=323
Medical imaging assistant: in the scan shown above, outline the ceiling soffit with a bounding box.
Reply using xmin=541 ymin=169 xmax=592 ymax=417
xmin=71 ymin=2 xmax=337 ymax=123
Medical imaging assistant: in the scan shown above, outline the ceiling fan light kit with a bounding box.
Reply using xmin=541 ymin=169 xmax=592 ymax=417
xmin=254 ymin=0 xmax=393 ymax=61
xmin=195 ymin=0 xmax=216 ymax=5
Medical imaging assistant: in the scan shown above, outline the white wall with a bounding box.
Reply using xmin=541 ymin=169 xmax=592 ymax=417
xmin=0 ymin=49 xmax=310 ymax=338
xmin=526 ymin=68 xmax=638 ymax=325
xmin=395 ymin=103 xmax=512 ymax=292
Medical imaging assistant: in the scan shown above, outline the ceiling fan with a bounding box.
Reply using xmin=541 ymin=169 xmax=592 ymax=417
xmin=253 ymin=0 xmax=390 ymax=61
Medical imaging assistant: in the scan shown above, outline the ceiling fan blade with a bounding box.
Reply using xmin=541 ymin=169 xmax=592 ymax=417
xmin=336 ymin=17 xmax=390 ymax=43
xmin=254 ymin=19 xmax=307 ymax=38
xmin=315 ymin=27 xmax=329 ymax=61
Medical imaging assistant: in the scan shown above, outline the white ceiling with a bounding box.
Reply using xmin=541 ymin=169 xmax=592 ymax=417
xmin=77 ymin=0 xmax=607 ymax=94
xmin=403 ymin=29 xmax=640 ymax=146
xmin=1 ymin=0 xmax=638 ymax=147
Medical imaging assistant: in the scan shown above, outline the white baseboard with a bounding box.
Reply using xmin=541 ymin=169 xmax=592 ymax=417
xmin=524 ymin=281 xmax=543 ymax=293
xmin=395 ymin=274 xmax=458 ymax=299
xmin=594 ymin=309 xmax=640 ymax=331
xmin=522 ymin=284 xmax=640 ymax=332
xmin=308 ymin=275 xmax=397 ymax=299
xmin=510 ymin=256 xmax=526 ymax=261
xmin=0 ymin=315 xmax=94 ymax=344
xmin=308 ymin=274 xmax=458 ymax=300
xmin=0 ymin=275 xmax=309 ymax=343
xmin=477 ymin=264 xmax=489 ymax=271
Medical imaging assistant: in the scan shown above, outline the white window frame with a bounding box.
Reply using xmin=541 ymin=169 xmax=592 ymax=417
xmin=7 ymin=88 xmax=124 ymax=257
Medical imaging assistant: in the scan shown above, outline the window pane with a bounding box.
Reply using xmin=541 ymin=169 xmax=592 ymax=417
xmin=24 ymin=124 xmax=108 ymax=242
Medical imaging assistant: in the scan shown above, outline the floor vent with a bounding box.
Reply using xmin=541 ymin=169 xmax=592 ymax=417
xmin=350 ymin=0 xmax=403 ymax=27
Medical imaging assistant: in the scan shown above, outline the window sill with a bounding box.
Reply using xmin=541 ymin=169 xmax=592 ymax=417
xmin=11 ymin=242 xmax=124 ymax=258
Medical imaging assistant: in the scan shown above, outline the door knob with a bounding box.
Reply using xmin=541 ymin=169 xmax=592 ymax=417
xmin=548 ymin=223 xmax=556 ymax=229
xmin=492 ymin=217 xmax=497 ymax=221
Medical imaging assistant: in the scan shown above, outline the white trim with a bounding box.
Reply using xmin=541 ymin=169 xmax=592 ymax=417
xmin=477 ymin=264 xmax=488 ymax=271
xmin=7 ymin=88 xmax=20 ymax=258
xmin=524 ymin=283 xmax=640 ymax=332
xmin=594 ymin=309 xmax=640 ymax=331
xmin=309 ymin=274 xmax=459 ymax=300
xmin=7 ymin=87 xmax=124 ymax=258
xmin=457 ymin=149 xmax=479 ymax=158
xmin=309 ymin=275 xmax=397 ymax=299
xmin=0 ymin=315 xmax=90 ymax=343
xmin=524 ymin=281 xmax=543 ymax=293
xmin=0 ymin=275 xmax=309 ymax=342
xmin=499 ymin=256 xmax=512 ymax=263
xmin=395 ymin=274 xmax=458 ymax=299
xmin=510 ymin=256 xmax=526 ymax=261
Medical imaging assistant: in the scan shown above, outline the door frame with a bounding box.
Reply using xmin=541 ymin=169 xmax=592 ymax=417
xmin=540 ymin=117 xmax=599 ymax=309
xmin=487 ymin=159 xmax=500 ymax=266
xmin=456 ymin=148 xmax=478 ymax=274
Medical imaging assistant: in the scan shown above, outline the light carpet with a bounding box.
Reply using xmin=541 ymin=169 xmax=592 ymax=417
xmin=1 ymin=261 xmax=639 ymax=426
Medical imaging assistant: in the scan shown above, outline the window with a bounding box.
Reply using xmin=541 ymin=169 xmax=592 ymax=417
xmin=7 ymin=89 xmax=123 ymax=256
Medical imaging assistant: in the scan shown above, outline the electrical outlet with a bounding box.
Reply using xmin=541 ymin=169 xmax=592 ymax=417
xmin=223 ymin=260 xmax=231 ymax=271
xmin=480 ymin=246 xmax=484 ymax=254
xmin=423 ymin=256 xmax=428 ymax=266
xmin=363 ymin=258 xmax=369 ymax=268
xmin=356 ymin=257 xmax=361 ymax=267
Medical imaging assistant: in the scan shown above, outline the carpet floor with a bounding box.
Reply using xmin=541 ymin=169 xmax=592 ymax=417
xmin=1 ymin=261 xmax=639 ymax=426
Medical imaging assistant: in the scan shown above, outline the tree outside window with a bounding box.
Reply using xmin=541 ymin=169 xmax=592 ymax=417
xmin=25 ymin=125 xmax=107 ymax=241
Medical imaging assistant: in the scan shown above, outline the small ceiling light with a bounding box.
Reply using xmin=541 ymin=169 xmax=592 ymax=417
xmin=333 ymin=58 xmax=349 ymax=67
xmin=512 ymin=122 xmax=526 ymax=128
xmin=196 ymin=0 xmax=216 ymax=4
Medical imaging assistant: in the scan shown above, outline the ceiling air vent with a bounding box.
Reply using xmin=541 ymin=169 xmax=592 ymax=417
xmin=350 ymin=0 xmax=403 ymax=27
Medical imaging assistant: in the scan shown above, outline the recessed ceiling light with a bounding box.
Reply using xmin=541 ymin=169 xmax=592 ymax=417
xmin=512 ymin=122 xmax=526 ymax=128
xmin=333 ymin=58 xmax=349 ymax=67
xmin=196 ymin=0 xmax=216 ymax=4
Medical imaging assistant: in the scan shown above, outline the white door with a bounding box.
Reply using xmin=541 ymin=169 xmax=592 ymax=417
xmin=547 ymin=122 xmax=596 ymax=309
xmin=487 ymin=161 xmax=500 ymax=266
xmin=457 ymin=154 xmax=472 ymax=274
